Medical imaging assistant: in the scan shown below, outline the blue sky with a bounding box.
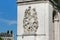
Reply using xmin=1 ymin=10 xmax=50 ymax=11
xmin=0 ymin=0 xmax=17 ymax=40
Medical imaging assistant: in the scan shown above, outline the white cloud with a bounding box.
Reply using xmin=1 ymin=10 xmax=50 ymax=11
xmin=8 ymin=21 xmax=17 ymax=25
xmin=0 ymin=18 xmax=17 ymax=25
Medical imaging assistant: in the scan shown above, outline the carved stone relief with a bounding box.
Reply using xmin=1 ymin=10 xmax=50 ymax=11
xmin=23 ymin=6 xmax=38 ymax=34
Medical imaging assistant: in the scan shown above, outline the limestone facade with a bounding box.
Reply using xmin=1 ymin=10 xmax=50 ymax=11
xmin=17 ymin=0 xmax=60 ymax=40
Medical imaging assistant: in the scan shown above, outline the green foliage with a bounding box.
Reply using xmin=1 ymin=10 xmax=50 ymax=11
xmin=50 ymin=0 xmax=60 ymax=10
xmin=0 ymin=37 xmax=2 ymax=40
xmin=54 ymin=0 xmax=60 ymax=10
xmin=54 ymin=0 xmax=58 ymax=3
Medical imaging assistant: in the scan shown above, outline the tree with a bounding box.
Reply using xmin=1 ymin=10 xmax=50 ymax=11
xmin=50 ymin=0 xmax=60 ymax=10
xmin=0 ymin=37 xmax=2 ymax=40
xmin=53 ymin=0 xmax=58 ymax=3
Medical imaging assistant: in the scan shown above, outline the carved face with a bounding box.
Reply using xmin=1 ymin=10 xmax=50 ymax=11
xmin=23 ymin=6 xmax=38 ymax=34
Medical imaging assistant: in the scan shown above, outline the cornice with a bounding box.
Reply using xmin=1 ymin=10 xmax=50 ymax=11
xmin=17 ymin=1 xmax=51 ymax=6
